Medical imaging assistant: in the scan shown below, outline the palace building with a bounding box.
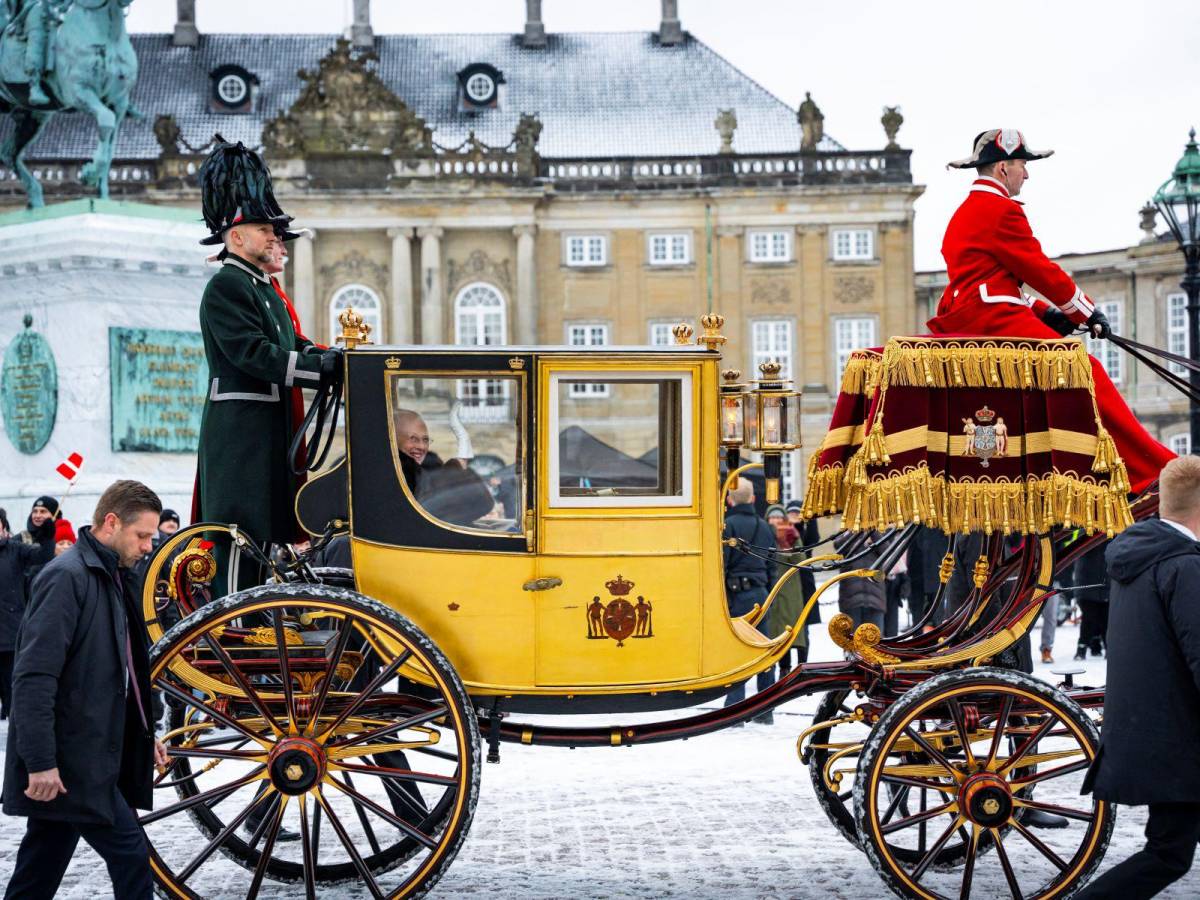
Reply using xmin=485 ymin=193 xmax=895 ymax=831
xmin=0 ymin=0 xmax=920 ymax=504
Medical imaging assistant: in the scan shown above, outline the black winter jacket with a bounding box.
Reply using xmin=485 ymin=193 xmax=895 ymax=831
xmin=2 ymin=528 xmax=154 ymax=824
xmin=1083 ymin=518 xmax=1200 ymax=804
xmin=722 ymin=503 xmax=774 ymax=589
xmin=0 ymin=534 xmax=54 ymax=652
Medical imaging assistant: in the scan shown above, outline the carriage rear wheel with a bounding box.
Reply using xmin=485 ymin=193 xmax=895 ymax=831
xmin=806 ymin=689 xmax=992 ymax=869
xmin=145 ymin=583 xmax=480 ymax=899
xmin=853 ymin=668 xmax=1113 ymax=899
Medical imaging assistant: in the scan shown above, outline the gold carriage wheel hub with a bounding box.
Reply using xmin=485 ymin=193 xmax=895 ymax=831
xmin=958 ymin=772 xmax=1013 ymax=828
xmin=268 ymin=736 xmax=327 ymax=796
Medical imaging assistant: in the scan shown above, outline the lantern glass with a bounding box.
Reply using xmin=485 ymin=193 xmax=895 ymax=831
xmin=744 ymin=392 xmax=760 ymax=448
xmin=720 ymin=393 xmax=745 ymax=444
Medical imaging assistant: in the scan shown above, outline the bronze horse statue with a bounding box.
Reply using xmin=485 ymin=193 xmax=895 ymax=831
xmin=0 ymin=0 xmax=138 ymax=207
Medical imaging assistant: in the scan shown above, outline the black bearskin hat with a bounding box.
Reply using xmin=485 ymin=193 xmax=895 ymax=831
xmin=198 ymin=135 xmax=292 ymax=245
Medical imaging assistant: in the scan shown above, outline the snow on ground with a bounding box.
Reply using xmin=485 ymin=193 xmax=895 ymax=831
xmin=1 ymin=617 xmax=1198 ymax=899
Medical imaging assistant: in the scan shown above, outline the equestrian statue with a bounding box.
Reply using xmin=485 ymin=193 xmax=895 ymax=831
xmin=0 ymin=0 xmax=138 ymax=207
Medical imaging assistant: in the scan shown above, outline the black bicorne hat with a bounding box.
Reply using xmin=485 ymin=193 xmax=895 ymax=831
xmin=198 ymin=135 xmax=292 ymax=245
xmin=947 ymin=129 xmax=1054 ymax=170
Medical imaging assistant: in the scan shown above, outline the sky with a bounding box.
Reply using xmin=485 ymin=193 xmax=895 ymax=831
xmin=126 ymin=0 xmax=1200 ymax=271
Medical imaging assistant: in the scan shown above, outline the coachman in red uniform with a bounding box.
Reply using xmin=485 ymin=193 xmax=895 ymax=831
xmin=927 ymin=128 xmax=1173 ymax=493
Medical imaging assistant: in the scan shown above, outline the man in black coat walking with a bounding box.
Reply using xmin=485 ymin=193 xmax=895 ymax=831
xmin=722 ymin=478 xmax=776 ymax=719
xmin=3 ymin=480 xmax=170 ymax=900
xmin=0 ymin=508 xmax=54 ymax=720
xmin=1078 ymin=455 xmax=1200 ymax=898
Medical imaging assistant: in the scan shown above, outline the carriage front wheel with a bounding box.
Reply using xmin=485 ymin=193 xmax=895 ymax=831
xmin=853 ymin=668 xmax=1113 ymax=899
xmin=144 ymin=583 xmax=480 ymax=899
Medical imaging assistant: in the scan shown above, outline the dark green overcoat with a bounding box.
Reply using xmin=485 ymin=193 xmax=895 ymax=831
xmin=194 ymin=254 xmax=323 ymax=546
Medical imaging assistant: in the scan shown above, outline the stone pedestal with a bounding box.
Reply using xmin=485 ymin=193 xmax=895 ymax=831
xmin=0 ymin=200 xmax=210 ymax=526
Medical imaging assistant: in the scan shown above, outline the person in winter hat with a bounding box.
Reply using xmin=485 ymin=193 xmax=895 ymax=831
xmin=53 ymin=519 xmax=75 ymax=556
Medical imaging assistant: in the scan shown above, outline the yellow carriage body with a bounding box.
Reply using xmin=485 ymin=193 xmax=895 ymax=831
xmin=299 ymin=345 xmax=794 ymax=704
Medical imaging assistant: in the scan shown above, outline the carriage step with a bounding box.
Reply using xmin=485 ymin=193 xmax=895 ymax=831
xmin=1050 ymin=666 xmax=1086 ymax=689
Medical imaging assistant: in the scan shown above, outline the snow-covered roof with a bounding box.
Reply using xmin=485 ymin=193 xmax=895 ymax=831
xmin=10 ymin=31 xmax=843 ymax=161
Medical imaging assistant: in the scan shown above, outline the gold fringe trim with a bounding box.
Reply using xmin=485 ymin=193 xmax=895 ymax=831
xmin=837 ymin=351 xmax=883 ymax=396
xmin=837 ymin=465 xmax=1134 ymax=539
xmin=880 ymin=339 xmax=1093 ymax=391
xmin=801 ymin=461 xmax=849 ymax=518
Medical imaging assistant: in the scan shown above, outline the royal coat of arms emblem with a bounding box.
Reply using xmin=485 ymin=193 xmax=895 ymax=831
xmin=961 ymin=405 xmax=1008 ymax=468
xmin=585 ymin=575 xmax=654 ymax=647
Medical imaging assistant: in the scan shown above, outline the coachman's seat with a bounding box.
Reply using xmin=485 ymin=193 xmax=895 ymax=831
xmin=802 ymin=335 xmax=1133 ymax=538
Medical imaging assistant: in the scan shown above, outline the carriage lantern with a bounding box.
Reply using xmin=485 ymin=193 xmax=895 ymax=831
xmin=1153 ymin=128 xmax=1200 ymax=453
xmin=746 ymin=360 xmax=801 ymax=503
xmin=719 ymin=368 xmax=750 ymax=469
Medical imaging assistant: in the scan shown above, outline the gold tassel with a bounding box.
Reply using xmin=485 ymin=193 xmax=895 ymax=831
xmin=1092 ymin=428 xmax=1118 ymax=474
xmin=862 ymin=419 xmax=890 ymax=466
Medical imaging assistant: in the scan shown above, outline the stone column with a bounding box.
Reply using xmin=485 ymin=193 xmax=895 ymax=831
xmin=513 ymin=225 xmax=538 ymax=344
xmin=387 ymin=227 xmax=414 ymax=344
xmin=417 ymin=227 xmax=445 ymax=345
xmin=290 ymin=229 xmax=319 ymax=342
xmin=173 ymin=0 xmax=198 ymax=47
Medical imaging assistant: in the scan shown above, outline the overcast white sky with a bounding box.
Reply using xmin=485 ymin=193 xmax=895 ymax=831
xmin=127 ymin=0 xmax=1200 ymax=271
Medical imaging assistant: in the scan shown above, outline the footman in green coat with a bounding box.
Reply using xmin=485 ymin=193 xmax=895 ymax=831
xmin=190 ymin=138 xmax=337 ymax=592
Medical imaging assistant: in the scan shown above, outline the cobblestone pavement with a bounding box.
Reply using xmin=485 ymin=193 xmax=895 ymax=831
xmin=1 ymin=622 xmax=1197 ymax=898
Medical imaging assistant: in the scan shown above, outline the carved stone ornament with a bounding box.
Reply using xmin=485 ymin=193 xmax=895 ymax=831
xmin=261 ymin=38 xmax=433 ymax=157
xmin=319 ymin=250 xmax=389 ymax=289
xmin=153 ymin=114 xmax=183 ymax=158
xmin=834 ymin=275 xmax=875 ymax=305
xmin=750 ymin=279 xmax=791 ymax=307
xmin=447 ymin=250 xmax=513 ymax=294
xmin=714 ymin=108 xmax=737 ymax=154
xmin=881 ymin=106 xmax=904 ymax=151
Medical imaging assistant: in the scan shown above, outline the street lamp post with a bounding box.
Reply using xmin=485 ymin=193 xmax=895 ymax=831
xmin=1153 ymin=128 xmax=1200 ymax=453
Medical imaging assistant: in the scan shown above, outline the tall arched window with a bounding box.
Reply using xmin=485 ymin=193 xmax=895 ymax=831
xmin=328 ymin=284 xmax=382 ymax=346
xmin=454 ymin=282 xmax=509 ymax=417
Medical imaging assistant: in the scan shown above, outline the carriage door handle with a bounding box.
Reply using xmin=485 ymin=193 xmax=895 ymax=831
xmin=523 ymin=577 xmax=563 ymax=592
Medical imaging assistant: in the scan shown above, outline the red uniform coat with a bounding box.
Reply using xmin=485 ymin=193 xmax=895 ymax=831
xmin=927 ymin=176 xmax=1173 ymax=493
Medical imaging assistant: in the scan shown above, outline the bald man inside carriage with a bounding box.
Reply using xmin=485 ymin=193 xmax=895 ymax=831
xmin=926 ymin=128 xmax=1175 ymax=493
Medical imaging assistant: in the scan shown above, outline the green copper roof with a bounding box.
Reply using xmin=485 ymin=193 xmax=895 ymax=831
xmin=1154 ymin=128 xmax=1200 ymax=203
xmin=0 ymin=198 xmax=198 ymax=228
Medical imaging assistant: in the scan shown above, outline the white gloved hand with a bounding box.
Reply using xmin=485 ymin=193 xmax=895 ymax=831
xmin=448 ymin=401 xmax=475 ymax=460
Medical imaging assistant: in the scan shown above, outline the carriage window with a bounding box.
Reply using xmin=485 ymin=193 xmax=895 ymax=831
xmin=551 ymin=373 xmax=691 ymax=508
xmin=387 ymin=374 xmax=524 ymax=535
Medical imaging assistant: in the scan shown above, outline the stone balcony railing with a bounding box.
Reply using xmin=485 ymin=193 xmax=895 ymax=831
xmin=0 ymin=147 xmax=912 ymax=201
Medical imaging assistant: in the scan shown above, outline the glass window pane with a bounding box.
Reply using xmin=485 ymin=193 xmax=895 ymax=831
xmin=1169 ymin=293 xmax=1189 ymax=376
xmin=555 ymin=378 xmax=685 ymax=500
xmin=389 ymin=375 xmax=523 ymax=533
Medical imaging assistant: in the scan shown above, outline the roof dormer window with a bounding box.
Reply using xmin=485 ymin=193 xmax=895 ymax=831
xmin=457 ymin=63 xmax=504 ymax=110
xmin=209 ymin=64 xmax=258 ymax=114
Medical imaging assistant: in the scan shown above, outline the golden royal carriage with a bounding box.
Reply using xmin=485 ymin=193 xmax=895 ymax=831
xmin=138 ymin=314 xmax=1147 ymax=899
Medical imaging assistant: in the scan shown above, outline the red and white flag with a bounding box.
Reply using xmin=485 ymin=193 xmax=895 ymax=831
xmin=55 ymin=452 xmax=84 ymax=483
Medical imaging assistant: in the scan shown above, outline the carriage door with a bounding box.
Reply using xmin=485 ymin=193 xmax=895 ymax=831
xmin=350 ymin=350 xmax=538 ymax=689
xmin=532 ymin=362 xmax=704 ymax=688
